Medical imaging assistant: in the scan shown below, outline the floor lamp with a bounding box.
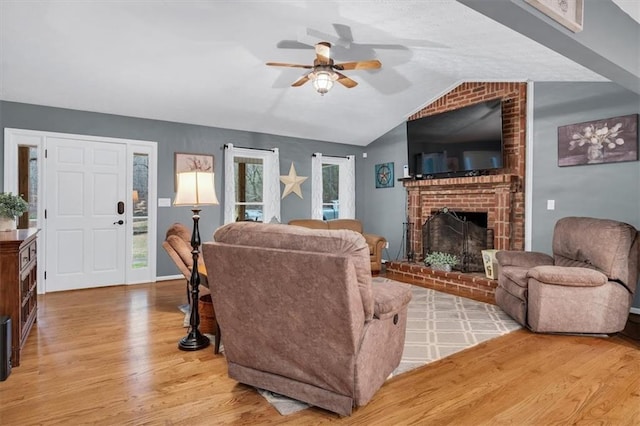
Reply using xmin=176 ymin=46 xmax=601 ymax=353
xmin=174 ymin=170 xmax=218 ymax=351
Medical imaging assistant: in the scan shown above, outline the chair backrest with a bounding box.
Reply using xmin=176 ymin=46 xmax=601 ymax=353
xmin=327 ymin=219 xmax=363 ymax=234
xmin=288 ymin=219 xmax=328 ymax=229
xmin=162 ymin=223 xmax=193 ymax=279
xmin=552 ymin=216 xmax=639 ymax=293
xmin=202 ymin=221 xmax=373 ymax=395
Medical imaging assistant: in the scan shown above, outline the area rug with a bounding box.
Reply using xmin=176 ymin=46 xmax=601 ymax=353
xmin=258 ymin=277 xmax=522 ymax=415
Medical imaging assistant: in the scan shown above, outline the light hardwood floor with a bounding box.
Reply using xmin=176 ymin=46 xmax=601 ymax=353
xmin=1 ymin=280 xmax=638 ymax=425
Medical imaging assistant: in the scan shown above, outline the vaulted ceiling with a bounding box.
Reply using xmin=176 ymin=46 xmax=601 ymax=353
xmin=1 ymin=1 xmax=638 ymax=146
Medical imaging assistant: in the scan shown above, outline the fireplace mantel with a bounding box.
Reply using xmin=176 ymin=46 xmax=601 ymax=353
xmin=402 ymin=173 xmax=518 ymax=189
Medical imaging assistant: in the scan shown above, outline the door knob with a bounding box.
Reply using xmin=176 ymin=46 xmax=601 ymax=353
xmin=113 ymin=220 xmax=124 ymax=225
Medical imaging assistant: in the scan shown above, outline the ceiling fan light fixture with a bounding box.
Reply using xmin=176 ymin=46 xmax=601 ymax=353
xmin=311 ymin=69 xmax=337 ymax=95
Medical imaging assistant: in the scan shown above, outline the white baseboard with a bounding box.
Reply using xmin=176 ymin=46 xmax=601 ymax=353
xmin=630 ymin=307 xmax=640 ymax=315
xmin=156 ymin=274 xmax=183 ymax=282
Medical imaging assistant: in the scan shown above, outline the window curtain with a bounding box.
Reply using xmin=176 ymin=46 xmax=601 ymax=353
xmin=311 ymin=153 xmax=323 ymax=220
xmin=340 ymin=155 xmax=356 ymax=218
xmin=223 ymin=143 xmax=280 ymax=224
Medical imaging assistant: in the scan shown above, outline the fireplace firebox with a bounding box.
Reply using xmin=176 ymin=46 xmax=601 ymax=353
xmin=422 ymin=208 xmax=494 ymax=272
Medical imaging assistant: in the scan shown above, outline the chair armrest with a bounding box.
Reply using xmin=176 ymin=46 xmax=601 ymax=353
xmin=528 ymin=265 xmax=608 ymax=287
xmin=364 ymin=233 xmax=386 ymax=254
xmin=496 ymin=250 xmax=554 ymax=268
xmin=372 ymin=280 xmax=412 ymax=319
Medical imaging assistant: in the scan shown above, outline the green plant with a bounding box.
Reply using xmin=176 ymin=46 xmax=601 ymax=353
xmin=0 ymin=192 xmax=28 ymax=218
xmin=423 ymin=251 xmax=459 ymax=266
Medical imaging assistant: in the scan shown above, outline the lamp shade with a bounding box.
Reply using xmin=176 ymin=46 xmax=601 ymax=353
xmin=174 ymin=171 xmax=219 ymax=206
xmin=312 ymin=70 xmax=336 ymax=95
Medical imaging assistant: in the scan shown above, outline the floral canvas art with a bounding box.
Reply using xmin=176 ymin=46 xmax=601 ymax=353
xmin=557 ymin=114 xmax=638 ymax=167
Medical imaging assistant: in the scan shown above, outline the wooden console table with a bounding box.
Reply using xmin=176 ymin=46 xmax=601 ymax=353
xmin=0 ymin=228 xmax=39 ymax=367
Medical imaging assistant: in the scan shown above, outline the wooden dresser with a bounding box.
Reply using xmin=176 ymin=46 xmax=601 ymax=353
xmin=0 ymin=228 xmax=39 ymax=367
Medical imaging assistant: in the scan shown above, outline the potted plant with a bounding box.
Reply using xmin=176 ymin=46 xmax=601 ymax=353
xmin=424 ymin=251 xmax=459 ymax=272
xmin=0 ymin=192 xmax=28 ymax=231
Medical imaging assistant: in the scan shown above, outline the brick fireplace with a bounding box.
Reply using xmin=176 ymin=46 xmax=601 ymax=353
xmin=386 ymin=82 xmax=527 ymax=303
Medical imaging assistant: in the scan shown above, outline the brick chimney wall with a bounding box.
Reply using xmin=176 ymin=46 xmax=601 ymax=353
xmin=405 ymin=82 xmax=527 ymax=254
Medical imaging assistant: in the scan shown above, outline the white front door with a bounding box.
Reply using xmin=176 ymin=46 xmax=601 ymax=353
xmin=46 ymin=137 xmax=127 ymax=291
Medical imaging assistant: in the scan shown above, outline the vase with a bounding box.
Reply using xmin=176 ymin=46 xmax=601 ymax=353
xmin=0 ymin=216 xmax=16 ymax=231
xmin=587 ymin=144 xmax=604 ymax=164
xmin=431 ymin=264 xmax=452 ymax=272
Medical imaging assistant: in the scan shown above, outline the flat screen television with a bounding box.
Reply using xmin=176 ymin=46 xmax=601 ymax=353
xmin=406 ymin=99 xmax=504 ymax=178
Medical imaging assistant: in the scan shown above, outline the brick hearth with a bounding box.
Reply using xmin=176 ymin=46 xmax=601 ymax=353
xmin=386 ymin=261 xmax=497 ymax=305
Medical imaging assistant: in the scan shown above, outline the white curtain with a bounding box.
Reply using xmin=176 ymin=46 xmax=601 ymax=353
xmin=311 ymin=153 xmax=324 ymax=220
xmin=223 ymin=143 xmax=280 ymax=224
xmin=340 ymin=155 xmax=356 ymax=218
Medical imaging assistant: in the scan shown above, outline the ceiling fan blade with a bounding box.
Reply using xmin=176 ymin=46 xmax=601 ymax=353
xmin=291 ymin=74 xmax=311 ymax=87
xmin=276 ymin=40 xmax=314 ymax=49
xmin=332 ymin=23 xmax=354 ymax=45
xmin=334 ymin=60 xmax=381 ymax=71
xmin=266 ymin=62 xmax=313 ymax=69
xmin=315 ymin=42 xmax=331 ymax=64
xmin=334 ymin=72 xmax=358 ymax=89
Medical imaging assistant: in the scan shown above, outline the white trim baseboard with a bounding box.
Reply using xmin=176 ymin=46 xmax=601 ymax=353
xmin=630 ymin=307 xmax=640 ymax=315
xmin=156 ymin=274 xmax=184 ymax=282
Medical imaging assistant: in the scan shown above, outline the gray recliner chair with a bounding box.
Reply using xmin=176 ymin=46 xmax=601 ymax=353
xmin=202 ymin=221 xmax=412 ymax=416
xmin=495 ymin=217 xmax=638 ymax=334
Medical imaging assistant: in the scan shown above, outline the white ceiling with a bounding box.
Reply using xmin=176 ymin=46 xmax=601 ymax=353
xmin=0 ymin=1 xmax=617 ymax=146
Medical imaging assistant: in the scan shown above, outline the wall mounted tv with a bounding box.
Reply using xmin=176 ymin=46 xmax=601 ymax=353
xmin=406 ymin=99 xmax=504 ymax=178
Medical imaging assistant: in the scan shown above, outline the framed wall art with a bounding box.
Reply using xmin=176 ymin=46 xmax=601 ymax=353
xmin=375 ymin=162 xmax=394 ymax=188
xmin=174 ymin=152 xmax=214 ymax=189
xmin=525 ymin=0 xmax=584 ymax=32
xmin=557 ymin=113 xmax=638 ymax=167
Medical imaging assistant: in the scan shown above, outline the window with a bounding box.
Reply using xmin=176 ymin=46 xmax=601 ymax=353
xmin=311 ymin=153 xmax=355 ymax=220
xmin=132 ymin=153 xmax=149 ymax=268
xmin=322 ymin=163 xmax=339 ymax=220
xmin=16 ymin=146 xmax=39 ymax=229
xmin=224 ymin=144 xmax=280 ymax=224
xmin=234 ymin=156 xmax=264 ymax=222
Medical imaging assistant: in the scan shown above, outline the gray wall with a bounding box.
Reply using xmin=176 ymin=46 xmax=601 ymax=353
xmin=531 ymin=82 xmax=640 ymax=308
xmin=359 ymin=123 xmax=408 ymax=262
xmin=0 ymin=101 xmax=363 ymax=278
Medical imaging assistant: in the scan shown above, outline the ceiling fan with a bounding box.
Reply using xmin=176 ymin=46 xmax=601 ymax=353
xmin=266 ymin=41 xmax=381 ymax=95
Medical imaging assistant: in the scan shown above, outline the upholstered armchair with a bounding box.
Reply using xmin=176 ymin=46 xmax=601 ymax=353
xmin=288 ymin=218 xmax=387 ymax=273
xmin=495 ymin=217 xmax=639 ymax=334
xmin=162 ymin=223 xmax=209 ymax=298
xmin=202 ymin=222 xmax=412 ymax=416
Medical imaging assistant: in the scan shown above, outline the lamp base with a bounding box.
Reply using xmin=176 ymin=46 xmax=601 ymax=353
xmin=178 ymin=329 xmax=210 ymax=351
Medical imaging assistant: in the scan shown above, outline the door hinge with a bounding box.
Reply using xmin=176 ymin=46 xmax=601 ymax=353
xmin=45 ymin=149 xmax=48 ymax=158
xmin=44 ymin=209 xmax=47 ymax=219
xmin=44 ymin=271 xmax=47 ymax=280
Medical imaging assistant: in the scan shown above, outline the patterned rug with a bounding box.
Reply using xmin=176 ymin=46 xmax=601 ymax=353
xmin=259 ymin=277 xmax=522 ymax=415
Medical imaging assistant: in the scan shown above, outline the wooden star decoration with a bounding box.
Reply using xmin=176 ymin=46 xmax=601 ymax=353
xmin=280 ymin=162 xmax=308 ymax=199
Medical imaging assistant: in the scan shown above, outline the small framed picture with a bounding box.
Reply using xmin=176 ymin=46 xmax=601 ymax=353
xmin=174 ymin=152 xmax=214 ymax=189
xmin=375 ymin=162 xmax=394 ymax=188
xmin=525 ymin=0 xmax=583 ymax=33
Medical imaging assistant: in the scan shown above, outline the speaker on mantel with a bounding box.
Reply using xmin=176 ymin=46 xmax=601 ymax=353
xmin=0 ymin=315 xmax=11 ymax=381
